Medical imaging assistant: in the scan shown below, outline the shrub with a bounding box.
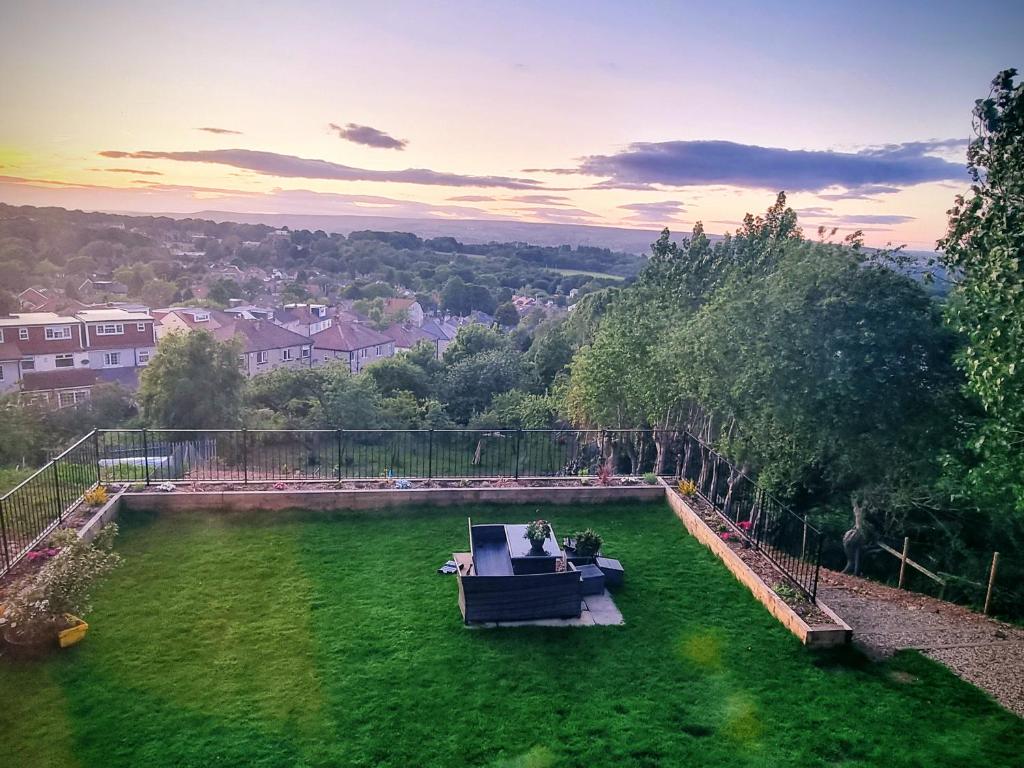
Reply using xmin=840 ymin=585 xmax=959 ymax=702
xmin=573 ymin=528 xmax=603 ymax=558
xmin=597 ymin=461 xmax=613 ymax=486
xmin=642 ymin=472 xmax=658 ymax=485
xmin=83 ymin=486 xmax=108 ymax=507
xmin=677 ymin=479 xmax=697 ymax=496
xmin=1 ymin=525 xmax=122 ymax=642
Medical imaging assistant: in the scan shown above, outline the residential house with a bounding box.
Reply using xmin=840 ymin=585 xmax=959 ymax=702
xmin=215 ymin=319 xmax=312 ymax=378
xmin=382 ymin=323 xmax=434 ymax=354
xmin=419 ymin=318 xmax=458 ymax=358
xmin=312 ymin=322 xmax=394 ymax=372
xmin=278 ymin=304 xmax=332 ymax=336
xmin=153 ymin=308 xmax=312 ymax=377
xmin=0 ymin=308 xmax=155 ymax=406
xmin=383 ymin=298 xmax=424 ymax=327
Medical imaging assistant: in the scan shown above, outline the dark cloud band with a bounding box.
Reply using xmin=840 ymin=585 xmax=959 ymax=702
xmin=575 ymin=139 xmax=966 ymax=192
xmin=329 ymin=122 xmax=407 ymax=150
xmin=98 ymin=148 xmax=544 ymax=189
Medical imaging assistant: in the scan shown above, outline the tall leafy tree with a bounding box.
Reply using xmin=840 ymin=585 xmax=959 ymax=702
xmin=139 ymin=331 xmax=245 ymax=428
xmin=939 ymin=69 xmax=1024 ymax=521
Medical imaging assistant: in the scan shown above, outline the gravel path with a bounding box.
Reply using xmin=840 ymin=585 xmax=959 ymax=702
xmin=817 ymin=570 xmax=1024 ymax=717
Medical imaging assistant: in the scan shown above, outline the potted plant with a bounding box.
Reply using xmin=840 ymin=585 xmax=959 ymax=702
xmin=0 ymin=525 xmax=122 ymax=656
xmin=524 ymin=519 xmax=551 ymax=554
xmin=572 ymin=528 xmax=604 ymax=561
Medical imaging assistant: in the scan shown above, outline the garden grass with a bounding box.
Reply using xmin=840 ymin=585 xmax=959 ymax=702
xmin=1 ymin=502 xmax=1021 ymax=767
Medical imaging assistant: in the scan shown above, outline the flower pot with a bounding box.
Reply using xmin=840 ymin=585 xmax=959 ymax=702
xmin=58 ymin=615 xmax=88 ymax=648
xmin=529 ymin=539 xmax=547 ymax=555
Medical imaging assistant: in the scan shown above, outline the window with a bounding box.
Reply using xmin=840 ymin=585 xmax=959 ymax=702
xmin=194 ymin=312 xmax=210 ymax=322
xmin=19 ymin=328 xmax=28 ymax=341
xmin=20 ymin=358 xmax=34 ymax=371
xmin=58 ymin=390 xmax=88 ymax=408
xmin=138 ymin=350 xmax=150 ymax=364
xmin=95 ymin=323 xmax=124 ymax=335
xmin=257 ymin=351 xmax=268 ymax=365
xmin=375 ymin=345 xmax=382 ymax=356
xmin=301 ymin=346 xmax=310 ymax=359
xmin=0 ymin=366 xmax=4 ymax=381
xmin=281 ymin=348 xmax=293 ymax=361
xmin=0 ymin=329 xmax=4 ymax=343
xmin=103 ymin=352 xmax=121 ymax=367
xmin=45 ymin=326 xmax=72 ymax=340
xmin=137 ymin=322 xmax=146 ymax=332
xmin=55 ymin=354 xmax=74 ymax=368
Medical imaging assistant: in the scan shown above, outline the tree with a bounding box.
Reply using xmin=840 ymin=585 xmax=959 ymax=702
xmin=442 ymin=348 xmax=529 ymax=422
xmin=939 ymin=69 xmax=1024 ymax=523
xmin=0 ymin=289 xmax=17 ymax=315
xmin=364 ymin=357 xmax=431 ymax=399
xmin=207 ymin=278 xmax=242 ymax=305
xmin=494 ymin=301 xmax=520 ymax=328
xmin=443 ymin=324 xmax=507 ymax=365
xmin=141 ymin=279 xmax=177 ymax=309
xmin=138 ymin=331 xmax=245 ymax=428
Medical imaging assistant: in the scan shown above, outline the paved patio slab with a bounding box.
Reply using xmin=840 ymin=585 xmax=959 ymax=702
xmin=466 ymin=590 xmax=624 ymax=629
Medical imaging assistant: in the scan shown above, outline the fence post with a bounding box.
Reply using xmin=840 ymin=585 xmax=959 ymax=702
xmin=93 ymin=429 xmax=102 ymax=486
xmin=52 ymin=459 xmax=64 ymax=521
xmin=336 ymin=429 xmax=342 ymax=481
xmin=983 ymin=551 xmax=1000 ymax=615
xmin=898 ymin=536 xmax=911 ymax=589
xmin=0 ymin=496 xmax=11 ymax=571
xmin=811 ymin=536 xmax=823 ymax=602
xmin=801 ymin=516 xmax=808 ymax=560
xmin=427 ymin=429 xmax=434 ymax=480
xmin=242 ymin=428 xmax=248 ymax=485
xmin=514 ymin=428 xmax=522 ymax=480
xmin=142 ymin=428 xmax=151 ymax=486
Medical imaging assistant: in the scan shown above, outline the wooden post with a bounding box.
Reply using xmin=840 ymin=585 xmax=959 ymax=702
xmin=897 ymin=537 xmax=910 ymax=589
xmin=983 ymin=551 xmax=1000 ymax=616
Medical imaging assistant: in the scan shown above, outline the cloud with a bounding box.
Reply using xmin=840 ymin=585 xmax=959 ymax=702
xmin=98 ymin=148 xmax=544 ymax=189
xmin=521 ymin=167 xmax=578 ymax=175
xmin=447 ymin=195 xmax=495 ymax=202
xmin=510 ymin=206 xmax=601 ymax=223
xmin=197 ymin=127 xmax=243 ymax=135
xmin=818 ymin=184 xmax=902 ymax=201
xmin=329 ymin=122 xmax=407 ymax=150
xmin=829 ymin=213 xmax=917 ymax=225
xmin=506 ymin=194 xmax=572 ymax=205
xmin=618 ymin=200 xmax=687 ymax=222
xmin=571 ymin=139 xmax=967 ymax=192
xmin=90 ymin=167 xmax=164 ymax=176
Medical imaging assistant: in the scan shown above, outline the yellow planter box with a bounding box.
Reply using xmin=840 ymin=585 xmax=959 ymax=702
xmin=58 ymin=615 xmax=89 ymax=648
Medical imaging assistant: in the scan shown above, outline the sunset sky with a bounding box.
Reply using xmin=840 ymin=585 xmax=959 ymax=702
xmin=1 ymin=0 xmax=1022 ymax=249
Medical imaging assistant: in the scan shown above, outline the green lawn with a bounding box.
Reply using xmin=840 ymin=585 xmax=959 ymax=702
xmin=1 ymin=502 xmax=1020 ymax=767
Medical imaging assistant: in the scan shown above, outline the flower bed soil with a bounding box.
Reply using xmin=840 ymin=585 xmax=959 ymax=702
xmin=122 ymin=477 xmax=659 ymax=493
xmin=680 ymin=491 xmax=833 ymax=625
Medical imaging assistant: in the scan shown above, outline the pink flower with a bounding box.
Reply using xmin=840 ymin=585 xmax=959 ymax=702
xmin=737 ymin=521 xmax=753 ymax=530
xmin=720 ymin=532 xmax=733 ymax=541
xmin=273 ymin=482 xmax=287 ymax=491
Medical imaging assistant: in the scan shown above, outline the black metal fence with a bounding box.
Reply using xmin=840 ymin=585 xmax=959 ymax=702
xmin=675 ymin=431 xmax=823 ymax=601
xmin=0 ymin=431 xmax=100 ymax=577
xmin=1 ymin=428 xmax=825 ymax=602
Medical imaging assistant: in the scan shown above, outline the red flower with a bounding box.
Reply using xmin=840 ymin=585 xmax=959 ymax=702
xmin=738 ymin=521 xmax=753 ymax=530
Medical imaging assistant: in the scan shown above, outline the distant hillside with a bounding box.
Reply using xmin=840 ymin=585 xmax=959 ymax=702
xmin=185 ymin=211 xmax=668 ymax=255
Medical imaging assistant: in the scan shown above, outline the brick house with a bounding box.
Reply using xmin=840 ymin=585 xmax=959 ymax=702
xmin=312 ymin=322 xmax=394 ymax=372
xmin=216 ymin=319 xmax=312 ymax=377
xmin=0 ymin=308 xmax=156 ymax=406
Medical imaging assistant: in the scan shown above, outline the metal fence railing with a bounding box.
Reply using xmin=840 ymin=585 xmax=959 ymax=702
xmin=0 ymin=431 xmax=100 ymax=577
xmin=1 ymin=427 xmax=826 ymax=601
xmin=675 ymin=431 xmax=824 ymax=601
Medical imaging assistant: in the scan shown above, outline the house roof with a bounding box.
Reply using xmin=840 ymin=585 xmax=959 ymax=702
xmin=0 ymin=312 xmax=78 ymax=328
xmin=216 ymin=318 xmax=310 ymax=353
xmin=381 ymin=323 xmax=432 ymax=349
xmin=76 ymin=309 xmax=153 ymax=323
xmin=20 ymin=369 xmax=98 ymax=392
xmin=97 ymin=367 xmax=141 ymax=390
xmin=312 ymin=321 xmax=391 ymax=352
xmin=420 ymin=318 xmax=458 ymax=341
xmin=154 ymin=308 xmax=230 ymax=331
